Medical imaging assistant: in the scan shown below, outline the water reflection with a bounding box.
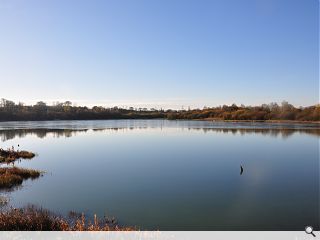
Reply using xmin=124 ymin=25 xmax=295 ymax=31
xmin=0 ymin=129 xmax=88 ymax=142
xmin=194 ymin=127 xmax=320 ymax=138
xmin=0 ymin=127 xmax=319 ymax=142
xmin=0 ymin=120 xmax=318 ymax=230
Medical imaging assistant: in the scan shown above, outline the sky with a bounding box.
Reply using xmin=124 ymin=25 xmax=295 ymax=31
xmin=0 ymin=0 xmax=318 ymax=109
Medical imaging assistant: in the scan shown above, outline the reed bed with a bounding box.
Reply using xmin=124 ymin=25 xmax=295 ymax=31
xmin=0 ymin=148 xmax=35 ymax=163
xmin=0 ymin=167 xmax=41 ymax=189
xmin=0 ymin=206 xmax=135 ymax=231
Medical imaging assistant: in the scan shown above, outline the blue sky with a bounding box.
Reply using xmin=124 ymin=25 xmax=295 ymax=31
xmin=0 ymin=0 xmax=318 ymax=109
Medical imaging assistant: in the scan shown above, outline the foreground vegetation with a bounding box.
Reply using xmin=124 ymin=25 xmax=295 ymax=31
xmin=0 ymin=167 xmax=41 ymax=189
xmin=0 ymin=147 xmax=134 ymax=231
xmin=0 ymin=148 xmax=35 ymax=163
xmin=0 ymin=147 xmax=39 ymax=189
xmin=0 ymin=206 xmax=135 ymax=231
xmin=0 ymin=99 xmax=319 ymax=122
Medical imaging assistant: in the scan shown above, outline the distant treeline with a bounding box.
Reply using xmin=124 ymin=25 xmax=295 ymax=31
xmin=0 ymin=99 xmax=319 ymax=122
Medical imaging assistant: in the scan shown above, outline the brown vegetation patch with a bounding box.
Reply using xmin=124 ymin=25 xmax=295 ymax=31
xmin=0 ymin=196 xmax=8 ymax=206
xmin=0 ymin=149 xmax=35 ymax=164
xmin=0 ymin=206 xmax=135 ymax=231
xmin=0 ymin=167 xmax=41 ymax=189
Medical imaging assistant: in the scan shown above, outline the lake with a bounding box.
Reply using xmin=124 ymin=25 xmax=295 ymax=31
xmin=0 ymin=120 xmax=319 ymax=230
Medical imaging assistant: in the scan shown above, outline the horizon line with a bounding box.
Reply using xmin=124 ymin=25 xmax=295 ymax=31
xmin=1 ymin=98 xmax=319 ymax=110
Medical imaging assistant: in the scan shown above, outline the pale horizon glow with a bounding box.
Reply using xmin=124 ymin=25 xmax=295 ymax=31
xmin=0 ymin=0 xmax=318 ymax=108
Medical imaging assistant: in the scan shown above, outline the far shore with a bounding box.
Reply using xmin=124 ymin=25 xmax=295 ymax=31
xmin=0 ymin=100 xmax=319 ymax=123
xmin=0 ymin=118 xmax=319 ymax=125
xmin=196 ymin=118 xmax=320 ymax=124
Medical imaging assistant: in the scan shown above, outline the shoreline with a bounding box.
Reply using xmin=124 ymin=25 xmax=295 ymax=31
xmin=0 ymin=118 xmax=319 ymax=124
xmin=196 ymin=119 xmax=320 ymax=124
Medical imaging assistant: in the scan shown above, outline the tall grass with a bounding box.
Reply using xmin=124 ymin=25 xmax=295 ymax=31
xmin=0 ymin=167 xmax=41 ymax=189
xmin=0 ymin=206 xmax=135 ymax=231
xmin=0 ymin=148 xmax=35 ymax=163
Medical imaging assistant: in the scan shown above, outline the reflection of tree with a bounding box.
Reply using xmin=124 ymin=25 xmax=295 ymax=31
xmin=190 ymin=127 xmax=320 ymax=138
xmin=0 ymin=129 xmax=88 ymax=142
xmin=0 ymin=127 xmax=319 ymax=142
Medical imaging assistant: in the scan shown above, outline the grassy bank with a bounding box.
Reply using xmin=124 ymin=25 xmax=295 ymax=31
xmin=0 ymin=206 xmax=135 ymax=231
xmin=0 ymin=148 xmax=35 ymax=163
xmin=0 ymin=167 xmax=42 ymax=189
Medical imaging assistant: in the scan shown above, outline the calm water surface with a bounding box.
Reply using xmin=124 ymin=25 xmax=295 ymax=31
xmin=0 ymin=120 xmax=319 ymax=230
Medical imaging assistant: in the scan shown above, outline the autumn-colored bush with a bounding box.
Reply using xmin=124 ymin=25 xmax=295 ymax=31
xmin=164 ymin=102 xmax=320 ymax=121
